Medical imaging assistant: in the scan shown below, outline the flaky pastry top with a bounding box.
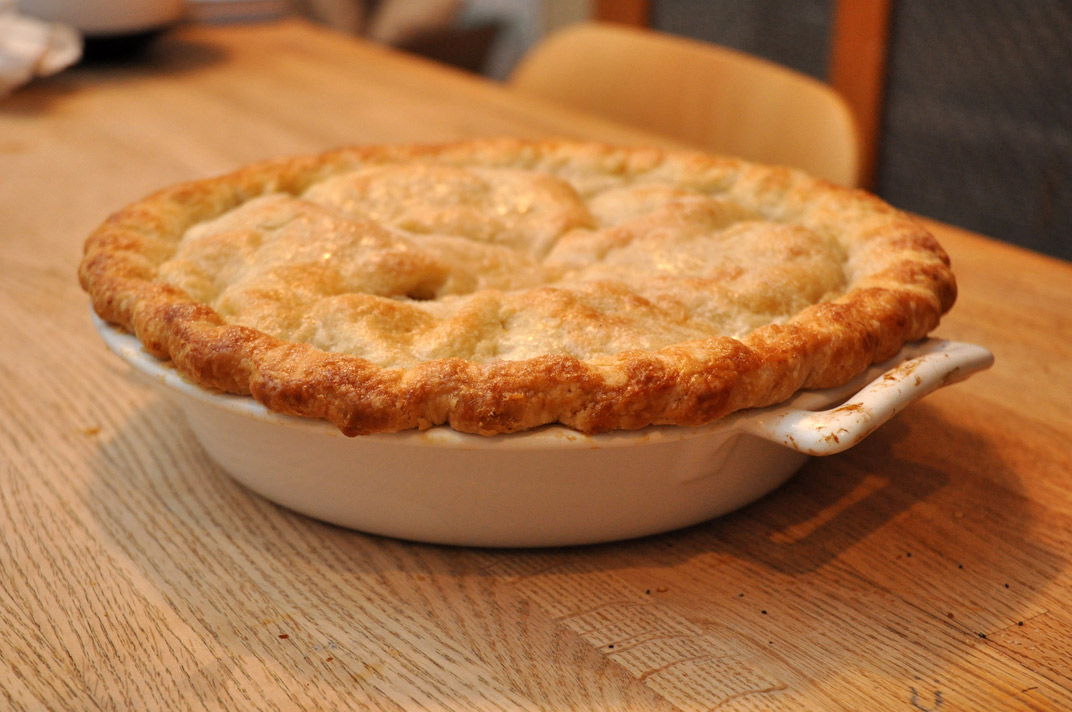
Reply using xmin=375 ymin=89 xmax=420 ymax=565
xmin=80 ymin=140 xmax=956 ymax=435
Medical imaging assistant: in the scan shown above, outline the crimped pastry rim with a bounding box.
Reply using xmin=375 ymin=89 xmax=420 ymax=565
xmin=78 ymin=139 xmax=957 ymax=435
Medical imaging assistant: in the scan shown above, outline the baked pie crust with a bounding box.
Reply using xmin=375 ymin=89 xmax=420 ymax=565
xmin=79 ymin=139 xmax=956 ymax=435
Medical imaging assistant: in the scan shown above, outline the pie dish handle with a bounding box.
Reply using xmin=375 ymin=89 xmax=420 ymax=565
xmin=739 ymin=340 xmax=994 ymax=456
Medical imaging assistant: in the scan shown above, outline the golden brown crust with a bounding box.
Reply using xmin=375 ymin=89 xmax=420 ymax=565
xmin=80 ymin=139 xmax=956 ymax=435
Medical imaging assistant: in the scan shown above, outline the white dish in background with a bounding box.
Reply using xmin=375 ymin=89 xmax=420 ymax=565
xmin=94 ymin=315 xmax=993 ymax=547
xmin=185 ymin=0 xmax=289 ymax=25
xmin=19 ymin=0 xmax=186 ymax=36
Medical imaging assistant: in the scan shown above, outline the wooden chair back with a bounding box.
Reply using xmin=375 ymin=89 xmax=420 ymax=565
xmin=510 ymin=21 xmax=861 ymax=187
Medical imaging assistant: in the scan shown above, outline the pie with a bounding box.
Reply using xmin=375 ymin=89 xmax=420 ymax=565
xmin=79 ymin=139 xmax=956 ymax=435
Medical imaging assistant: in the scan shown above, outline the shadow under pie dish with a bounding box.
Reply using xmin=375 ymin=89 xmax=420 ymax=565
xmin=79 ymin=139 xmax=991 ymax=545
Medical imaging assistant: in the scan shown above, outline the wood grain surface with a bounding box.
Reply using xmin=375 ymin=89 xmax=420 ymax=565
xmin=2 ymin=19 xmax=1070 ymax=711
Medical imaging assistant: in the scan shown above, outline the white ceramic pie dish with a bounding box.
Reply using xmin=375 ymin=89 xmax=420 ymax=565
xmin=94 ymin=315 xmax=992 ymax=547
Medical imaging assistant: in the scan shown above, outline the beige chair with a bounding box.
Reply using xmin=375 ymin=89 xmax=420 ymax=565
xmin=509 ymin=22 xmax=861 ymax=187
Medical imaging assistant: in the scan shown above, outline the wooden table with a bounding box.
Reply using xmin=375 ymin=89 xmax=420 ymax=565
xmin=3 ymin=19 xmax=1070 ymax=711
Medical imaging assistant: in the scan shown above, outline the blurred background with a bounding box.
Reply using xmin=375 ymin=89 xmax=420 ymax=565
xmin=249 ymin=0 xmax=1072 ymax=262
xmin=26 ymin=0 xmax=1072 ymax=261
xmin=644 ymin=0 xmax=1071 ymax=264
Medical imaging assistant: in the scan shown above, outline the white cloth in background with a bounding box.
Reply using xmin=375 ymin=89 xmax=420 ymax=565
xmin=0 ymin=0 xmax=81 ymax=97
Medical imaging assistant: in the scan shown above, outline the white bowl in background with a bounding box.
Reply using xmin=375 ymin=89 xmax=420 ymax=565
xmin=19 ymin=0 xmax=186 ymax=36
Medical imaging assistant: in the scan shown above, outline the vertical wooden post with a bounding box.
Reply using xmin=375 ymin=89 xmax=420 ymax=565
xmin=593 ymin=0 xmax=650 ymax=26
xmin=829 ymin=0 xmax=892 ymax=189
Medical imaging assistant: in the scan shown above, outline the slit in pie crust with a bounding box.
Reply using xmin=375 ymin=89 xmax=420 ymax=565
xmin=79 ymin=140 xmax=957 ymax=435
